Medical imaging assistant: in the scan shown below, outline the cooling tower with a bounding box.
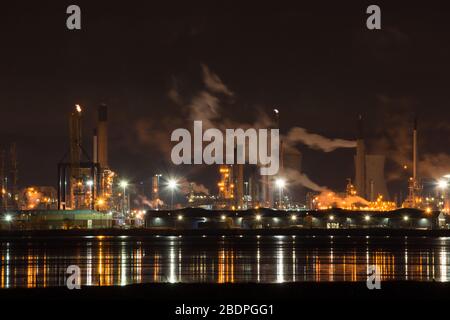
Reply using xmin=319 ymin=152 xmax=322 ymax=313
xmin=365 ymin=155 xmax=389 ymax=201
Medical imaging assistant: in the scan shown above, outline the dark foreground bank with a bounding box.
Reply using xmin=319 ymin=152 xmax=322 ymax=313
xmin=1 ymin=281 xmax=450 ymax=301
xmin=2 ymin=282 xmax=448 ymax=319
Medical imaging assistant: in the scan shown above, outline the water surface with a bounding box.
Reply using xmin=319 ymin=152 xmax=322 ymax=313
xmin=1 ymin=235 xmax=449 ymax=288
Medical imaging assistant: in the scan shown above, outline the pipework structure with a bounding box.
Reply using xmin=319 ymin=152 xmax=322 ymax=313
xmin=57 ymin=104 xmax=114 ymax=211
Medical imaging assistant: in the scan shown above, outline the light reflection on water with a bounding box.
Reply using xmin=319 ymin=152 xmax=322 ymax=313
xmin=0 ymin=235 xmax=449 ymax=288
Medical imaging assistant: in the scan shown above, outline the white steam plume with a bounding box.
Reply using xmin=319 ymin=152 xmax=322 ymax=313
xmin=285 ymin=127 xmax=356 ymax=152
xmin=135 ymin=195 xmax=164 ymax=209
xmin=282 ymin=168 xmax=326 ymax=192
xmin=201 ymin=64 xmax=234 ymax=96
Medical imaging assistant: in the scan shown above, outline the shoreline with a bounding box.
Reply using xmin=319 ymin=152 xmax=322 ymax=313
xmin=1 ymin=228 xmax=450 ymax=239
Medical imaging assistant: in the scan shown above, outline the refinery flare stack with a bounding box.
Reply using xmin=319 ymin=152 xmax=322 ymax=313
xmin=404 ymin=116 xmax=423 ymax=208
xmin=57 ymin=104 xmax=115 ymax=212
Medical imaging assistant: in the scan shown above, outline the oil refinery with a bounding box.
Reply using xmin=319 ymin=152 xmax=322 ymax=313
xmin=0 ymin=105 xmax=449 ymax=231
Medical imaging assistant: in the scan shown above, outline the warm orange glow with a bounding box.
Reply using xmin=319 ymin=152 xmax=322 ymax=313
xmin=96 ymin=198 xmax=105 ymax=206
xmin=218 ymin=165 xmax=234 ymax=202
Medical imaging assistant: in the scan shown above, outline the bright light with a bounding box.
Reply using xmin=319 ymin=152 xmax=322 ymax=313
xmin=365 ymin=215 xmax=371 ymax=221
xmin=177 ymin=215 xmax=183 ymax=221
xmin=255 ymin=214 xmax=262 ymax=221
xmin=221 ymin=215 xmax=226 ymax=221
xmin=403 ymin=215 xmax=409 ymax=221
xmin=4 ymin=214 xmax=12 ymax=222
xmin=167 ymin=179 xmax=178 ymax=190
xmin=120 ymin=180 xmax=128 ymax=189
xmin=75 ymin=104 xmax=82 ymax=113
xmin=273 ymin=217 xmax=279 ymax=223
xmin=273 ymin=108 xmax=279 ymax=114
xmin=329 ymin=215 xmax=334 ymax=221
xmin=291 ymin=215 xmax=297 ymax=221
xmin=275 ymin=178 xmax=286 ymax=189
xmin=86 ymin=180 xmax=94 ymax=187
xmin=437 ymin=180 xmax=448 ymax=190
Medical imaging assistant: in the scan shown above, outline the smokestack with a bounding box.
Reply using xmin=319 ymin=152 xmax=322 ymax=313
xmin=357 ymin=114 xmax=364 ymax=139
xmin=152 ymin=175 xmax=160 ymax=201
xmin=68 ymin=105 xmax=83 ymax=209
xmin=355 ymin=115 xmax=366 ymax=199
xmin=249 ymin=166 xmax=259 ymax=208
xmin=93 ymin=128 xmax=98 ymax=164
xmin=406 ymin=116 xmax=420 ymax=208
xmin=234 ymin=144 xmax=244 ymax=209
xmin=0 ymin=150 xmax=5 ymax=211
xmin=9 ymin=143 xmax=18 ymax=209
xmin=274 ymin=108 xmax=283 ymax=169
xmin=69 ymin=105 xmax=82 ymax=169
xmin=97 ymin=104 xmax=108 ymax=169
xmin=236 ymin=164 xmax=244 ymax=209
xmin=413 ymin=116 xmax=418 ymax=182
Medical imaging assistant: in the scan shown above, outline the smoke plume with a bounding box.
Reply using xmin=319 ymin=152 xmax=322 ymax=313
xmin=373 ymin=96 xmax=450 ymax=181
xmin=282 ymin=168 xmax=326 ymax=192
xmin=134 ymin=195 xmax=164 ymax=209
xmin=419 ymin=154 xmax=450 ymax=179
xmin=285 ymin=127 xmax=356 ymax=152
xmin=135 ymin=64 xmax=364 ymax=196
xmin=201 ymin=64 xmax=234 ymax=97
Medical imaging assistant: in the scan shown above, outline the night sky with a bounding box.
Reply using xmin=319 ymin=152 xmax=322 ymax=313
xmin=1 ymin=1 xmax=450 ymax=201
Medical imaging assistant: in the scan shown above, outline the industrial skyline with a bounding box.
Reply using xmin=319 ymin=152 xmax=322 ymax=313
xmin=2 ymin=101 xmax=448 ymax=216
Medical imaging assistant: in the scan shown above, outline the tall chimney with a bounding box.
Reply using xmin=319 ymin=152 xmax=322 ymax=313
xmin=97 ymin=104 xmax=108 ymax=170
xmin=236 ymin=163 xmax=244 ymax=209
xmin=355 ymin=115 xmax=366 ymax=199
xmin=69 ymin=105 xmax=82 ymax=170
xmin=93 ymin=128 xmax=98 ymax=165
xmin=0 ymin=150 xmax=5 ymax=211
xmin=9 ymin=143 xmax=18 ymax=209
xmin=413 ymin=116 xmax=418 ymax=182
xmin=152 ymin=175 xmax=160 ymax=201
